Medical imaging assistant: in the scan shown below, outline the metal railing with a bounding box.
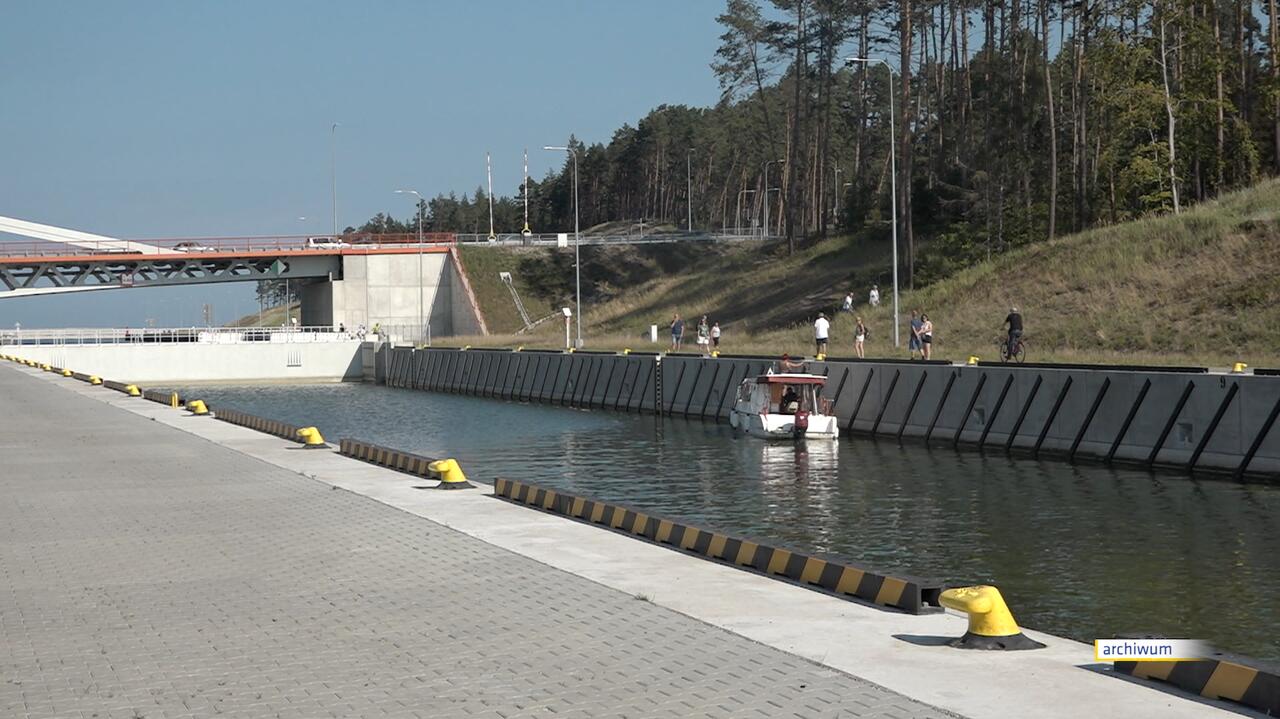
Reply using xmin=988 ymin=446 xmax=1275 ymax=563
xmin=0 ymin=233 xmax=457 ymax=258
xmin=453 ymin=231 xmax=772 ymax=246
xmin=0 ymin=325 xmax=365 ymax=346
xmin=0 ymin=231 xmax=772 ymax=258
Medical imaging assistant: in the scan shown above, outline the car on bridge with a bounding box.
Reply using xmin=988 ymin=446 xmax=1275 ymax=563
xmin=305 ymin=236 xmax=350 ymax=250
xmin=172 ymin=241 xmax=216 ymax=252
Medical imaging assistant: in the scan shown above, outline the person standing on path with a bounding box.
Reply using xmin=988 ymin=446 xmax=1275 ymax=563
xmin=813 ymin=312 xmax=830 ymax=356
xmin=696 ymin=315 xmax=710 ymax=352
xmin=669 ymin=313 xmax=684 ymax=352
xmin=710 ymin=321 xmax=721 ymax=349
xmin=842 ymin=292 xmax=854 ymax=313
xmin=854 ymin=317 xmax=867 ymax=359
xmin=869 ymin=285 xmax=880 ymax=307
xmin=908 ymin=310 xmax=923 ymax=359
xmin=920 ymin=314 xmax=934 ymax=360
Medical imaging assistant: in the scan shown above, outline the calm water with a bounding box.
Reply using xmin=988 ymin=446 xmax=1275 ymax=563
xmin=176 ymin=382 xmax=1280 ymax=661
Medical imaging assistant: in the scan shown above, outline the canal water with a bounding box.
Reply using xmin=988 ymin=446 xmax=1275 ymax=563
xmin=176 ymin=381 xmax=1280 ymax=661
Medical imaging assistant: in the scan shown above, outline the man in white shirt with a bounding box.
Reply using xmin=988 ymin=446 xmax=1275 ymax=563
xmin=869 ymin=285 xmax=880 ymax=307
xmin=813 ymin=312 xmax=830 ymax=355
xmin=842 ymin=292 xmax=853 ymax=312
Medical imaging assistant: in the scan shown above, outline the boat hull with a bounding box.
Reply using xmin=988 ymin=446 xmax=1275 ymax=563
xmin=729 ymin=410 xmax=840 ymax=440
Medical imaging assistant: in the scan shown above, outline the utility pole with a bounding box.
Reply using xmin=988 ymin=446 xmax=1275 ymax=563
xmin=522 ymin=148 xmax=531 ymax=236
xmin=543 ymin=145 xmax=582 ymax=347
xmin=486 ymin=152 xmax=497 ymax=240
xmin=330 ymin=123 xmax=340 ymax=237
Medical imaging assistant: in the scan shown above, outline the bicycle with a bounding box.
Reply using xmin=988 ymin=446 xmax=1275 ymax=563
xmin=999 ymin=333 xmax=1026 ymax=363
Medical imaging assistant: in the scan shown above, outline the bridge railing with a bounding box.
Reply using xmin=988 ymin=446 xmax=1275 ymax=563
xmin=0 ymin=326 xmax=365 ymax=346
xmin=453 ymin=231 xmax=772 ymax=246
xmin=0 ymin=233 xmax=458 ymax=258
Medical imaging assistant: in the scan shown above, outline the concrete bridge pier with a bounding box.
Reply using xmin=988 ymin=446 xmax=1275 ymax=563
xmin=300 ymin=249 xmax=484 ymax=338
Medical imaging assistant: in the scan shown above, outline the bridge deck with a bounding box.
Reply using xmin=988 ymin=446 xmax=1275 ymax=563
xmin=0 ymin=365 xmax=954 ymax=719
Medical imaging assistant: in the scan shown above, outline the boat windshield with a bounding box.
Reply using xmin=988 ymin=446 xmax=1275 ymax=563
xmin=771 ymin=383 xmax=820 ymax=414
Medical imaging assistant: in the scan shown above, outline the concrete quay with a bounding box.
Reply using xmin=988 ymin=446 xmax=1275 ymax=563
xmin=0 ymin=365 xmax=1258 ymax=718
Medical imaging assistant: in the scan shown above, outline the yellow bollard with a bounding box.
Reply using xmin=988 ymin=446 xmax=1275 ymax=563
xmin=41 ymin=364 xmax=51 ymax=371
xmin=939 ymin=585 xmax=1045 ymax=650
xmin=967 ymin=355 xmax=981 ymax=366
xmin=88 ymin=375 xmax=102 ymax=385
xmin=61 ymin=369 xmax=72 ymax=377
xmin=187 ymin=399 xmax=209 ymax=416
xmin=514 ymin=346 xmax=523 ymax=352
xmin=125 ymin=384 xmax=141 ymax=397
xmin=622 ymin=348 xmax=631 ymax=355
xmin=461 ymin=345 xmax=471 ymax=351
xmin=1232 ymin=362 xmax=1248 ymax=374
xmin=567 ymin=347 xmax=576 ymax=353
xmin=816 ymin=353 xmax=826 ymax=361
xmin=711 ymin=350 xmax=720 ymax=358
xmin=297 ymin=426 xmax=327 ymax=448
xmin=428 ymin=458 xmax=475 ymax=490
xmin=170 ymin=392 xmax=180 ymax=408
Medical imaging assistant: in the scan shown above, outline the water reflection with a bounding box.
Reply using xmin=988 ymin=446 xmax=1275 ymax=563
xmin=176 ymin=382 xmax=1280 ymax=661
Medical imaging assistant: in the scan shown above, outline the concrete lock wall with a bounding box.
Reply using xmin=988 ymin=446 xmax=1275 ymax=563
xmin=385 ymin=348 xmax=659 ymax=414
xmin=383 ymin=348 xmax=1280 ymax=479
xmin=8 ymin=341 xmax=365 ymax=383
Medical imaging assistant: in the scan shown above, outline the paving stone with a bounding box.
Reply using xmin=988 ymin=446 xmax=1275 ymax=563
xmin=0 ymin=368 xmax=960 ymax=718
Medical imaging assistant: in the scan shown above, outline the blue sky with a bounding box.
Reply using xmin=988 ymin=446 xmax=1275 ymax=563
xmin=0 ymin=1 xmax=726 ymax=326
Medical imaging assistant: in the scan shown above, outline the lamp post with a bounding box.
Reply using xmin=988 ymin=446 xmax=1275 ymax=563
xmin=686 ymin=149 xmax=694 ymax=232
xmin=543 ymin=145 xmax=581 ymax=347
xmin=735 ymin=189 xmax=757 ymax=236
xmin=763 ymin=159 xmax=784 ymax=238
xmin=330 ymin=123 xmax=340 ymax=238
xmin=833 ymin=165 xmax=842 ymax=221
xmin=394 ymin=189 xmax=424 ymax=344
xmin=846 ymin=56 xmax=900 ymax=348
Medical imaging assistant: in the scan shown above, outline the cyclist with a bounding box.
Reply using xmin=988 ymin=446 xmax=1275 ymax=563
xmin=1003 ymin=306 xmax=1023 ymax=358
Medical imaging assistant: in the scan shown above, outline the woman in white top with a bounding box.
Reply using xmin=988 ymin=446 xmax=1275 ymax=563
xmin=854 ymin=317 xmax=867 ymax=359
xmin=919 ymin=314 xmax=934 ymax=360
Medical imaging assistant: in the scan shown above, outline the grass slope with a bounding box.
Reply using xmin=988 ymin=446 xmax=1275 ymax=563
xmin=374 ymin=179 xmax=1280 ymax=367
xmin=224 ymin=302 xmax=301 ymax=328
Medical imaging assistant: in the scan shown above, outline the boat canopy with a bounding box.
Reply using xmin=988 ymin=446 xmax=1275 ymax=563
xmin=755 ymin=373 xmax=827 ymax=385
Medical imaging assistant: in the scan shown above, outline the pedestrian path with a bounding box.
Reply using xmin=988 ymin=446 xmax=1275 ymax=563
xmin=0 ymin=366 xmax=955 ymax=719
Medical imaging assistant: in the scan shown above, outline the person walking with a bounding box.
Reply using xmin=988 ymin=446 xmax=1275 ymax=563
xmin=842 ymin=292 xmax=854 ymax=313
xmin=813 ymin=312 xmax=830 ymax=356
xmin=710 ymin=321 xmax=721 ymax=349
xmin=869 ymin=285 xmax=880 ymax=307
xmin=908 ymin=310 xmax=922 ymax=359
xmin=854 ymin=316 xmax=867 ymax=359
xmin=669 ymin=313 xmax=684 ymax=352
xmin=919 ymin=313 xmax=934 ymax=360
xmin=696 ymin=315 xmax=710 ymax=352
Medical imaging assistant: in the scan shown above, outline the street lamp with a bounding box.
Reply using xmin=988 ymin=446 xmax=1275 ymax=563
xmin=763 ymin=158 xmax=784 ymax=238
xmin=846 ymin=56 xmax=900 ymax=348
xmin=735 ymin=189 xmax=757 ymax=236
xmin=543 ymin=145 xmax=582 ymax=348
xmin=331 ymin=123 xmax=341 ymax=238
xmin=394 ymin=189 xmax=425 ymax=344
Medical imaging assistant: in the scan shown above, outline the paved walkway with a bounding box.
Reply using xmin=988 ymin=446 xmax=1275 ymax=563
xmin=0 ymin=366 xmax=955 ymax=719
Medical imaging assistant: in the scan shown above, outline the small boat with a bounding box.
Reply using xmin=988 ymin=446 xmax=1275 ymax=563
xmin=729 ymin=371 xmax=840 ymax=440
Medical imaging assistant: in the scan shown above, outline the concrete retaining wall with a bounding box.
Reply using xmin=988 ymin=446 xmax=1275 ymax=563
xmin=7 ymin=341 xmax=364 ymax=383
xmin=384 ymin=348 xmax=1280 ymax=480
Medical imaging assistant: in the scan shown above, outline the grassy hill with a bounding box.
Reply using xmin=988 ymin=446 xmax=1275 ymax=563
xmin=399 ymin=179 xmax=1280 ymax=367
xmin=224 ymin=302 xmax=300 ymax=328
